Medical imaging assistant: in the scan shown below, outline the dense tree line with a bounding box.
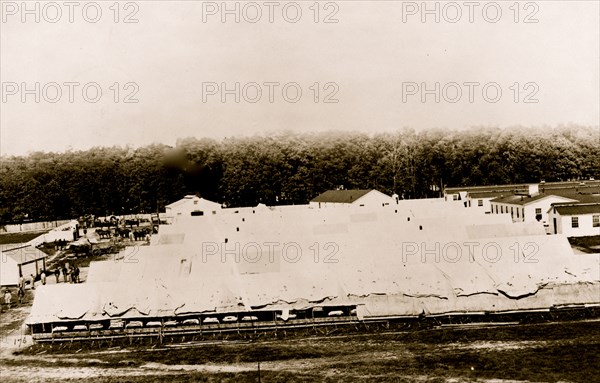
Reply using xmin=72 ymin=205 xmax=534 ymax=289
xmin=1 ymin=126 xmax=598 ymax=223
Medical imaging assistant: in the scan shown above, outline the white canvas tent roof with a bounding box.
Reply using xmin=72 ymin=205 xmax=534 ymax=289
xmin=27 ymin=200 xmax=600 ymax=325
xmin=1 ymin=244 xmax=48 ymax=265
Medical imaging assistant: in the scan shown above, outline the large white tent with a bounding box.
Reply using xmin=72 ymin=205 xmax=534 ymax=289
xmin=27 ymin=199 xmax=600 ymax=325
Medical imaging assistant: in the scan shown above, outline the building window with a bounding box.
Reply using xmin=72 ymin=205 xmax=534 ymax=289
xmin=511 ymin=207 xmax=514 ymax=217
xmin=453 ymin=194 xmax=458 ymax=201
xmin=501 ymin=206 xmax=504 ymax=214
xmin=571 ymin=217 xmax=579 ymax=228
xmin=516 ymin=208 xmax=519 ymax=218
xmin=535 ymin=208 xmax=541 ymax=214
xmin=593 ymin=215 xmax=600 ymax=227
xmin=478 ymin=199 xmax=483 ymax=207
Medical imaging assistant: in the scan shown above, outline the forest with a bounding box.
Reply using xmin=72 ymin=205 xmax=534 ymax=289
xmin=1 ymin=126 xmax=598 ymax=223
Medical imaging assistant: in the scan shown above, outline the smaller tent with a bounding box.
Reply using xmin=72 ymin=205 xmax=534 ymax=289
xmin=1 ymin=244 xmax=48 ymax=287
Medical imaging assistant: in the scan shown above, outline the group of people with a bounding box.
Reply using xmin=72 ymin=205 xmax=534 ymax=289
xmin=58 ymin=265 xmax=81 ymax=284
xmin=20 ymin=264 xmax=81 ymax=290
xmin=44 ymin=265 xmax=81 ymax=284
xmin=4 ymin=264 xmax=82 ymax=310
xmin=3 ymin=284 xmax=24 ymax=308
xmin=37 ymin=265 xmax=81 ymax=285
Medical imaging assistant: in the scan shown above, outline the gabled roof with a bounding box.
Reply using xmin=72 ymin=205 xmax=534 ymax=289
xmin=467 ymin=191 xmax=508 ymax=199
xmin=446 ymin=180 xmax=600 ymax=195
xmin=0 ymin=243 xmax=26 ymax=251
xmin=166 ymin=196 xmax=222 ymax=210
xmin=554 ymin=193 xmax=600 ymax=204
xmin=445 ymin=184 xmax=527 ymax=194
xmin=311 ymin=189 xmax=373 ymax=204
xmin=551 ymin=203 xmax=600 ymax=216
xmin=165 ymin=195 xmax=198 ymax=209
xmin=541 ymin=180 xmax=600 ymax=190
xmin=1 ymin=244 xmax=48 ymax=265
xmin=491 ymin=193 xmax=577 ymax=206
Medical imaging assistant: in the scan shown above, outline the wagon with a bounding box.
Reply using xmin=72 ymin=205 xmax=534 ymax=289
xmin=90 ymin=239 xmax=121 ymax=256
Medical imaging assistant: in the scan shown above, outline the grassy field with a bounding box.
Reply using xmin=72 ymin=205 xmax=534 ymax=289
xmin=0 ymin=231 xmax=48 ymax=245
xmin=3 ymin=319 xmax=599 ymax=382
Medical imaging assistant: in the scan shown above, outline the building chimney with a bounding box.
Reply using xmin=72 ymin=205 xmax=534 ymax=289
xmin=528 ymin=184 xmax=539 ymax=195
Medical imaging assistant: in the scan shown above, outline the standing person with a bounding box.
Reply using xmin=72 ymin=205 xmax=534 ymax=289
xmin=74 ymin=266 xmax=80 ymax=283
xmin=17 ymin=286 xmax=24 ymax=304
xmin=30 ymin=274 xmax=35 ymax=290
xmin=54 ymin=269 xmax=60 ymax=283
xmin=62 ymin=265 xmax=68 ymax=283
xmin=19 ymin=275 xmax=25 ymax=290
xmin=41 ymin=270 xmax=47 ymax=285
xmin=4 ymin=289 xmax=12 ymax=309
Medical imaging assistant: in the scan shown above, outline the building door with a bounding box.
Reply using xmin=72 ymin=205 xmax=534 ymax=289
xmin=553 ymin=218 xmax=557 ymax=234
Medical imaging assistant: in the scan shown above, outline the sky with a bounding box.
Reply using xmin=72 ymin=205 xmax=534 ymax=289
xmin=1 ymin=0 xmax=599 ymax=156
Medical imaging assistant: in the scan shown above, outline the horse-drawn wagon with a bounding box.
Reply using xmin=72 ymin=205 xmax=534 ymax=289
xmin=90 ymin=239 xmax=122 ymax=256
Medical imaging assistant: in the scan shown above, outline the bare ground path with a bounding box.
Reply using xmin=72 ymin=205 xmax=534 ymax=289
xmin=2 ymin=288 xmax=599 ymax=382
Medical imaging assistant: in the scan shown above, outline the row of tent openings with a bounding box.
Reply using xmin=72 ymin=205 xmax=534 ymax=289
xmin=30 ymin=305 xmax=600 ymax=338
xmin=29 ymin=306 xmax=358 ymax=334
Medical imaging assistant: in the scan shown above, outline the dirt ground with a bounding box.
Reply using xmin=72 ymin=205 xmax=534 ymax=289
xmin=1 ymin=294 xmax=599 ymax=383
xmin=1 ymin=234 xmax=598 ymax=382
